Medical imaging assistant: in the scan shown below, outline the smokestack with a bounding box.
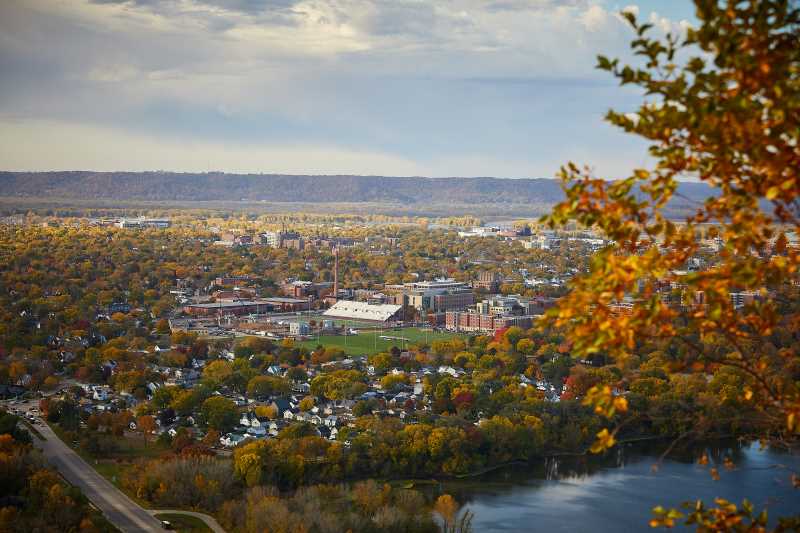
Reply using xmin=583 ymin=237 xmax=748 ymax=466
xmin=333 ymin=246 xmax=339 ymax=302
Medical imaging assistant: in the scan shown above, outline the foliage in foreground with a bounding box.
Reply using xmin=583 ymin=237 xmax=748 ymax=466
xmin=544 ymin=0 xmax=800 ymax=529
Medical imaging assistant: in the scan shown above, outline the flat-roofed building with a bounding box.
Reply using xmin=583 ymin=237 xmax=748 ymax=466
xmin=444 ymin=294 xmax=552 ymax=333
xmin=445 ymin=310 xmax=537 ymax=333
xmin=281 ymin=280 xmax=333 ymax=299
xmin=116 ymin=217 xmax=171 ymax=229
xmin=183 ymin=300 xmax=275 ymax=317
xmin=323 ymin=300 xmax=403 ymax=324
xmin=393 ymin=278 xmax=474 ymax=313
xmin=262 ymin=297 xmax=311 ymax=312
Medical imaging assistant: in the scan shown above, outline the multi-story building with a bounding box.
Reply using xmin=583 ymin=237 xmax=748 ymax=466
xmin=474 ymin=271 xmax=502 ymax=292
xmin=283 ymin=238 xmax=304 ymax=250
xmin=281 ymin=280 xmax=333 ymax=299
xmin=260 ymin=231 xmax=303 ymax=249
xmin=444 ymin=294 xmax=552 ymax=333
xmin=388 ymin=278 xmax=474 ymax=313
xmin=445 ymin=310 xmax=536 ymax=333
xmin=730 ymin=290 xmax=762 ymax=309
xmin=261 ymin=231 xmax=282 ymax=247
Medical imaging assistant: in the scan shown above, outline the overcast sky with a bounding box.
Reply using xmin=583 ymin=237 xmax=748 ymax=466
xmin=0 ymin=0 xmax=695 ymax=178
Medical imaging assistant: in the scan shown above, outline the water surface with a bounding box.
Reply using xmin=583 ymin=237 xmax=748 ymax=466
xmin=440 ymin=443 xmax=799 ymax=532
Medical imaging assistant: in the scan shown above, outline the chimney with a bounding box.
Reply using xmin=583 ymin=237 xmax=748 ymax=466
xmin=333 ymin=246 xmax=339 ymax=302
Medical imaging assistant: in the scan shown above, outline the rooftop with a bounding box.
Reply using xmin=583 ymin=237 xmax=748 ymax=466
xmin=184 ymin=300 xmax=274 ymax=309
xmin=323 ymin=300 xmax=402 ymax=322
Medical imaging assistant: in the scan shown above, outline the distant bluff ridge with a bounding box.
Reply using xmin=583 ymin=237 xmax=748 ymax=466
xmin=0 ymin=171 xmax=712 ymax=205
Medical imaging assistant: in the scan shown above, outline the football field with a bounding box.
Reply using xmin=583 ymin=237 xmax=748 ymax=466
xmin=297 ymin=326 xmax=463 ymax=356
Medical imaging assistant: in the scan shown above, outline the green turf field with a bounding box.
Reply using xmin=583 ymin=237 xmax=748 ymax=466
xmin=298 ymin=327 xmax=462 ymax=356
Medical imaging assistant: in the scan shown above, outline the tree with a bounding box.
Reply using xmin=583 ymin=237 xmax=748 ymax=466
xmin=544 ymin=0 xmax=800 ymax=527
xmin=298 ymin=397 xmax=315 ymax=412
xmin=42 ymin=375 xmax=60 ymax=391
xmin=155 ymin=319 xmax=171 ymax=335
xmin=246 ymin=375 xmax=289 ymax=398
xmin=202 ymin=360 xmax=233 ymax=388
xmin=255 ymin=405 xmax=278 ymax=419
xmin=286 ymin=367 xmax=308 ymax=383
xmin=516 ymin=338 xmax=535 ymax=356
xmin=136 ymin=415 xmax=156 ymax=447
xmin=200 ymin=396 xmax=238 ymax=433
xmin=201 ymin=429 xmax=220 ymax=447
xmin=434 ymin=494 xmax=473 ymax=533
xmin=380 ymin=373 xmax=408 ymax=392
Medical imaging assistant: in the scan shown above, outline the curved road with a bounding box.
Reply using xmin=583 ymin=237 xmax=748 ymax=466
xmin=148 ymin=510 xmax=226 ymax=533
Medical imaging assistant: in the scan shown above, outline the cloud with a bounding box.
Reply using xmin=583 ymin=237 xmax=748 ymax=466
xmin=89 ymin=0 xmax=301 ymax=15
xmin=581 ymin=4 xmax=611 ymax=31
xmin=0 ymin=0 xmax=691 ymax=177
xmin=0 ymin=119 xmax=426 ymax=175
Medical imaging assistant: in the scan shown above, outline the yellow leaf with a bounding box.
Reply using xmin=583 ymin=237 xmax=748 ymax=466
xmin=590 ymin=428 xmax=616 ymax=453
xmin=613 ymin=396 xmax=629 ymax=413
xmin=765 ymin=186 xmax=780 ymax=200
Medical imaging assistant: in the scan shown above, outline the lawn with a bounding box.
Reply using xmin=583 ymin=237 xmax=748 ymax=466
xmin=154 ymin=513 xmax=212 ymax=533
xmin=298 ymin=326 xmax=463 ymax=356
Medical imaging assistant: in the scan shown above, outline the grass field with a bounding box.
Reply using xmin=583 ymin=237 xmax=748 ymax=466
xmin=154 ymin=513 xmax=212 ymax=533
xmin=47 ymin=421 xmax=169 ymax=504
xmin=298 ymin=326 xmax=462 ymax=356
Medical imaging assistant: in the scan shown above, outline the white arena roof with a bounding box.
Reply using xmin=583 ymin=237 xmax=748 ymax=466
xmin=323 ymin=300 xmax=402 ymax=322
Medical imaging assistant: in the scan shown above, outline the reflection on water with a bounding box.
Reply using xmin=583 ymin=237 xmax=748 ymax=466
xmin=436 ymin=442 xmax=799 ymax=532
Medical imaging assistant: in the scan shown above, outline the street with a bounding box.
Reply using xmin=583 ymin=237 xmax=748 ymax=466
xmin=3 ymin=394 xmax=226 ymax=533
xmin=32 ymin=418 xmax=165 ymax=533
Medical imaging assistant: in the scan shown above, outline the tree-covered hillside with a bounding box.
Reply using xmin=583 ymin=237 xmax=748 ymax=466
xmin=0 ymin=171 xmax=712 ymax=209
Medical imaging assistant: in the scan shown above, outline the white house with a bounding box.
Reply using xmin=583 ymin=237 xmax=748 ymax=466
xmin=220 ymin=433 xmax=248 ymax=448
xmin=91 ymin=385 xmax=111 ymax=401
xmin=247 ymin=425 xmax=267 ymax=437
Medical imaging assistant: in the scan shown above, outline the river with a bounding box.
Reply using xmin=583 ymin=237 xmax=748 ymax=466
xmin=437 ymin=442 xmax=800 ymax=532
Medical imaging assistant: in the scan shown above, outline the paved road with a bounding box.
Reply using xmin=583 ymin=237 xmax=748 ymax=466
xmin=4 ymin=395 xmax=227 ymax=533
xmin=32 ymin=420 xmax=164 ymax=533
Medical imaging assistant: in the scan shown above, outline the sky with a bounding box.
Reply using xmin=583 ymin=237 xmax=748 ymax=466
xmin=0 ymin=0 xmax=696 ymax=178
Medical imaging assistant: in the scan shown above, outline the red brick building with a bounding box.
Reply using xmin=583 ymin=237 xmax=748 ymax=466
xmin=445 ymin=310 xmax=535 ymax=333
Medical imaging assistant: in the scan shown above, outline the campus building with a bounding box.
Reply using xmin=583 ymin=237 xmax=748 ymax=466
xmin=444 ymin=295 xmax=553 ymax=333
xmin=323 ymin=300 xmax=404 ymax=324
xmin=385 ymin=278 xmax=474 ymax=313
